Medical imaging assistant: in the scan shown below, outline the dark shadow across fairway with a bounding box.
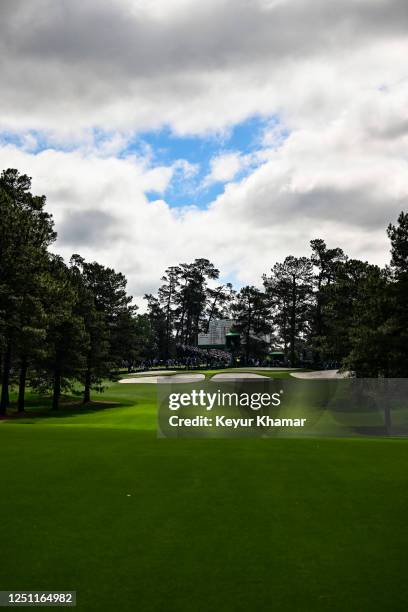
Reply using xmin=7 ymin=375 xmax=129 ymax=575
xmin=2 ymin=395 xmax=135 ymax=422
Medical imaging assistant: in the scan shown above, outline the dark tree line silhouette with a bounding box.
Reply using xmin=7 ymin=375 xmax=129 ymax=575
xmin=1 ymin=167 xmax=408 ymax=414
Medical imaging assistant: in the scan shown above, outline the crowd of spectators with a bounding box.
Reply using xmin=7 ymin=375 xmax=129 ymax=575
xmin=123 ymin=344 xmax=232 ymax=372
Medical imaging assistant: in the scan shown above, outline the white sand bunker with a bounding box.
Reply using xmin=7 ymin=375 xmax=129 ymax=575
xmin=168 ymin=374 xmax=205 ymax=383
xmin=119 ymin=373 xmax=205 ymax=384
xmin=120 ymin=376 xmax=163 ymax=384
xmin=290 ymin=370 xmax=349 ymax=380
xmin=211 ymin=373 xmax=269 ymax=381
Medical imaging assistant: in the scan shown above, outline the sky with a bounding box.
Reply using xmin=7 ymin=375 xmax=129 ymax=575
xmin=1 ymin=0 xmax=408 ymax=306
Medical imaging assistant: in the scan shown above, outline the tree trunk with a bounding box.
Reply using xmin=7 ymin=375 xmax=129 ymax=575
xmin=0 ymin=340 xmax=12 ymax=415
xmin=17 ymin=356 xmax=28 ymax=413
xmin=205 ymin=295 xmax=218 ymax=333
xmin=245 ymin=305 xmax=252 ymax=363
xmin=165 ymin=288 xmax=173 ymax=360
xmin=384 ymin=403 xmax=392 ymax=435
xmin=175 ymin=281 xmax=188 ymax=342
xmin=382 ymin=378 xmax=392 ymax=435
xmin=313 ymin=275 xmax=323 ymax=365
xmin=290 ymin=276 xmax=297 ymax=366
xmin=83 ymin=367 xmax=91 ymax=404
xmin=52 ymin=367 xmax=61 ymax=411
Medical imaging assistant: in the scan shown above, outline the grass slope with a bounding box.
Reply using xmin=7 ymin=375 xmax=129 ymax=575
xmin=1 ymin=376 xmax=408 ymax=611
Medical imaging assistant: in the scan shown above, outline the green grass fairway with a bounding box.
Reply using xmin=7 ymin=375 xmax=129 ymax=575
xmin=1 ymin=377 xmax=408 ymax=611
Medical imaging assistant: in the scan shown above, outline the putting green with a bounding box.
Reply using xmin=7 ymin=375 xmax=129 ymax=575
xmin=1 ymin=376 xmax=408 ymax=612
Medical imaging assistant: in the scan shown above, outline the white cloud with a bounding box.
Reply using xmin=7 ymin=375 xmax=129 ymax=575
xmin=204 ymin=152 xmax=244 ymax=185
xmin=1 ymin=0 xmax=408 ymax=303
xmin=173 ymin=159 xmax=199 ymax=179
xmin=0 ymin=0 xmax=407 ymax=136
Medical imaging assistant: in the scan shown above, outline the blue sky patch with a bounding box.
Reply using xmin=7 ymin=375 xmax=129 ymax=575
xmin=0 ymin=114 xmax=289 ymax=210
xmin=130 ymin=114 xmax=287 ymax=209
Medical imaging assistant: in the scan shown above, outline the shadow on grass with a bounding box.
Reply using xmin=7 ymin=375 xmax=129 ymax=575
xmin=2 ymin=394 xmax=136 ymax=422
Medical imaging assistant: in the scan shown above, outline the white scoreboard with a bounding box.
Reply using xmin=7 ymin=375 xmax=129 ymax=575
xmin=198 ymin=319 xmax=235 ymax=346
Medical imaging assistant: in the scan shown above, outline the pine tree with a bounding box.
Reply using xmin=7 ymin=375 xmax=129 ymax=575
xmin=231 ymin=286 xmax=271 ymax=362
xmin=0 ymin=169 xmax=55 ymax=414
xmin=264 ymin=256 xmax=313 ymax=366
xmin=69 ymin=255 xmax=135 ymax=403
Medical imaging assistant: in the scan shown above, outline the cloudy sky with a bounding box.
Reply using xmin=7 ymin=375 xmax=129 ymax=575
xmin=1 ymin=0 xmax=407 ymax=304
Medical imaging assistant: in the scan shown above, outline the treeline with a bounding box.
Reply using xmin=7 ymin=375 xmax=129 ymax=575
xmin=2 ymin=167 xmax=408 ymax=416
xmin=146 ymin=220 xmax=408 ymax=377
xmin=0 ymin=169 xmax=151 ymax=414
